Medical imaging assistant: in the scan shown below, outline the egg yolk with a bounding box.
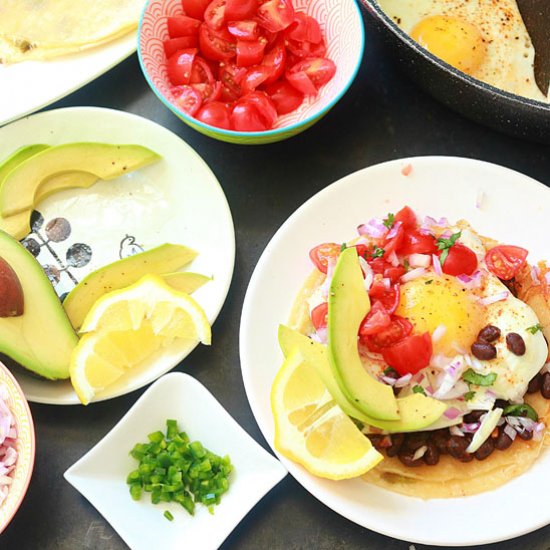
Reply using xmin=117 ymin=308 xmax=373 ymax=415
xmin=395 ymin=275 xmax=482 ymax=356
xmin=410 ymin=15 xmax=487 ymax=76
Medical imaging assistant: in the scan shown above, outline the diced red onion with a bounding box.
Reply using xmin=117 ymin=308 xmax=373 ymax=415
xmin=408 ymin=253 xmax=431 ymax=268
xmin=381 ymin=277 xmax=391 ymax=290
xmin=516 ymin=417 xmax=538 ymax=431
xmin=357 ymin=219 xmax=387 ymax=239
xmin=456 ymin=270 xmax=482 ymax=290
xmin=311 ymin=328 xmax=327 ymax=345
xmin=503 ymin=424 xmax=517 ymax=441
xmin=441 ymin=380 xmax=470 ymax=400
xmin=450 ymin=426 xmax=465 ymax=437
xmin=387 ymin=221 xmax=402 ymax=240
xmin=412 ymin=445 xmax=428 ymax=461
xmin=462 ymin=422 xmax=480 ymax=433
xmin=478 ymin=291 xmax=509 ymax=306
xmin=432 ymin=254 xmax=443 ymax=277
xmin=505 ymin=416 xmax=521 ymax=429
xmin=475 ymin=190 xmax=485 ymax=209
xmin=545 ymin=272 xmax=550 ymax=285
xmin=444 ymin=407 xmax=463 ymax=420
xmin=400 ymin=267 xmax=427 ymax=283
xmin=423 ymin=215 xmax=449 ymax=228
xmin=533 ymin=422 xmax=546 ymax=441
xmin=411 ymin=372 xmax=425 ymax=384
xmin=431 ymin=324 xmax=447 ymax=343
xmin=358 ymin=257 xmax=374 ymax=291
xmin=394 ymin=373 xmax=413 ymax=388
xmin=531 ymin=265 xmax=541 ymax=285
xmin=380 ymin=375 xmax=397 ymax=386
xmin=386 ymin=251 xmax=399 ymax=267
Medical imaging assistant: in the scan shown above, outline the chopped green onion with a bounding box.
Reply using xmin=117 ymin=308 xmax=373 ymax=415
xmin=164 ymin=510 xmax=174 ymax=521
xmin=462 ymin=368 xmax=497 ymax=387
xmin=526 ymin=323 xmax=543 ymax=335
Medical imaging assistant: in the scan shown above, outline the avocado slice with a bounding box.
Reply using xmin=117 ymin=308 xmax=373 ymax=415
xmin=0 ymin=142 xmax=161 ymax=216
xmin=64 ymin=244 xmax=199 ymax=329
xmin=328 ymin=247 xmax=400 ymax=420
xmin=0 ymin=230 xmax=77 ymax=379
xmin=278 ymin=325 xmax=446 ymax=432
xmin=162 ymin=272 xmax=210 ymax=294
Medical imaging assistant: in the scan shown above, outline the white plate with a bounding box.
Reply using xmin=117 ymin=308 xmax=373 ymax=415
xmin=239 ymin=156 xmax=550 ymax=547
xmin=64 ymin=372 xmax=287 ymax=550
xmin=0 ymin=32 xmax=136 ymax=127
xmin=0 ymin=106 xmax=235 ymax=405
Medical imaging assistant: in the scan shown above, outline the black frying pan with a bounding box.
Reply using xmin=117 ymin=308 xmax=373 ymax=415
xmin=359 ymin=0 xmax=550 ymax=143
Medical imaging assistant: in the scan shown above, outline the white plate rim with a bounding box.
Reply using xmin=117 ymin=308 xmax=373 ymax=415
xmin=239 ymin=155 xmax=550 ymax=547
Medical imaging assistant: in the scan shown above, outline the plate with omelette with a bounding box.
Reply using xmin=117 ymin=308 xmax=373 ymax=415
xmin=240 ymin=156 xmax=550 ymax=546
xmin=0 ymin=0 xmax=145 ymax=125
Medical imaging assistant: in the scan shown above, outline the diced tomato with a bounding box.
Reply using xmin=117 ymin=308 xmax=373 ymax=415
xmin=236 ymin=40 xmax=266 ymax=67
xmin=369 ymin=280 xmax=400 ymax=315
xmin=311 ymin=302 xmax=328 ymax=331
xmin=383 ymin=265 xmax=406 ymax=284
xmin=171 ymin=85 xmax=203 ymax=116
xmin=309 ymin=243 xmax=340 ymax=274
xmin=195 ymin=101 xmax=232 ymax=129
xmin=286 ymin=57 xmax=335 ymax=94
xmin=227 ymin=20 xmax=260 ymax=41
xmin=368 ymin=257 xmax=387 ymax=275
xmin=285 ymin=12 xmax=322 ymax=43
xmin=167 ymin=15 xmax=201 ymax=38
xmin=398 ymin=229 xmax=437 ymax=255
xmin=261 ymin=39 xmax=286 ymax=84
xmin=163 ymin=36 xmax=199 ymax=57
xmin=485 ymin=245 xmax=528 ymax=281
xmin=219 ymin=62 xmax=247 ymax=101
xmin=241 ymin=65 xmax=272 ymax=92
xmin=394 ymin=206 xmax=417 ymax=230
xmin=204 ymin=0 xmax=226 ymax=30
xmin=182 ymin=0 xmax=211 ymax=19
xmin=225 ymin=0 xmax=257 ymax=20
xmin=166 ymin=48 xmax=197 ymax=85
xmin=265 ymin=80 xmax=303 ymax=114
xmin=383 ymin=223 xmax=404 ymax=256
xmin=439 ymin=243 xmax=478 ymax=277
xmin=257 ymin=0 xmax=295 ymax=32
xmin=359 ymin=301 xmax=391 ymax=337
xmin=199 ymin=24 xmax=236 ymax=61
xmin=361 ymin=316 xmax=412 ymax=353
xmin=381 ymin=332 xmax=433 ymax=375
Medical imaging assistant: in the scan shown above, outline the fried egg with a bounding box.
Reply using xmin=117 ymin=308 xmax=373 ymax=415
xmin=376 ymin=0 xmax=549 ymax=102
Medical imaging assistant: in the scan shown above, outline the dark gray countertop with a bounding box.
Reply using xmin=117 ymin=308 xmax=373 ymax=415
xmin=3 ymin=9 xmax=550 ymax=550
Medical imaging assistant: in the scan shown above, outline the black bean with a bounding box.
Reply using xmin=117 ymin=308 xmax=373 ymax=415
xmin=541 ymin=372 xmax=550 ymax=399
xmin=404 ymin=432 xmax=429 ymax=451
xmin=463 ymin=410 xmax=485 ymax=423
xmin=501 ymin=277 xmax=519 ymax=297
xmin=368 ymin=435 xmax=384 ymax=450
xmin=430 ymin=430 xmax=450 ymax=454
xmin=474 ymin=438 xmax=495 ymax=460
xmin=527 ymin=373 xmax=542 ymax=394
xmin=457 ymin=452 xmax=474 ymax=463
xmin=386 ymin=433 xmax=405 ymax=458
xmin=397 ymin=450 xmax=423 ymax=467
xmin=506 ymin=332 xmax=526 ymax=356
xmin=518 ymin=429 xmax=533 ymax=441
xmin=471 ymin=341 xmax=497 ymax=360
xmin=446 ymin=436 xmax=470 ymax=458
xmin=478 ymin=325 xmax=501 ymax=343
xmin=495 ymin=427 xmax=514 ymax=450
xmin=495 ymin=399 xmax=510 ymax=409
xmin=423 ymin=442 xmax=440 ymax=466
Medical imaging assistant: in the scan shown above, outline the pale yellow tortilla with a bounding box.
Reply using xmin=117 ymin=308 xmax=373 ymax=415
xmin=290 ymin=264 xmax=550 ymax=498
xmin=0 ymin=0 xmax=144 ymax=64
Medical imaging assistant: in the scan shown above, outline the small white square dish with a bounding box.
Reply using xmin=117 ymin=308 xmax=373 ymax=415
xmin=64 ymin=372 xmax=287 ymax=550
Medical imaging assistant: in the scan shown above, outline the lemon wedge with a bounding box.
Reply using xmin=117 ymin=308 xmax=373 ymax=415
xmin=271 ymin=349 xmax=383 ymax=480
xmin=70 ymin=274 xmax=211 ymax=404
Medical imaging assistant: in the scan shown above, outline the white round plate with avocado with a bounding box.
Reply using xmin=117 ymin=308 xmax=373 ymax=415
xmin=0 ymin=106 xmax=235 ymax=405
xmin=239 ymin=157 xmax=550 ymax=546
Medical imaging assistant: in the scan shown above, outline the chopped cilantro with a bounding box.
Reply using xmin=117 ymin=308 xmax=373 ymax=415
xmin=462 ymin=368 xmax=497 ymax=387
xmin=372 ymin=246 xmax=385 ymax=259
xmin=436 ymin=231 xmax=461 ymax=265
xmin=425 ymin=279 xmax=433 ymax=285
xmin=383 ymin=213 xmax=395 ymax=229
xmin=340 ymin=243 xmax=347 ymax=252
xmin=403 ymin=259 xmax=410 ymax=272
xmin=464 ymin=391 xmax=476 ymax=401
xmin=383 ymin=367 xmax=398 ymax=376
xmin=526 ymin=323 xmax=543 ymax=335
xmin=412 ymin=385 xmax=426 ymax=395
xmin=502 ymin=403 xmax=538 ymax=421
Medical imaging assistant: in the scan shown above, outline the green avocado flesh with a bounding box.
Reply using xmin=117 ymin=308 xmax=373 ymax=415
xmin=64 ymin=244 xmax=199 ymax=330
xmin=0 ymin=142 xmax=161 ymax=216
xmin=0 ymin=230 xmax=77 ymax=379
xmin=278 ymin=325 xmax=446 ymax=432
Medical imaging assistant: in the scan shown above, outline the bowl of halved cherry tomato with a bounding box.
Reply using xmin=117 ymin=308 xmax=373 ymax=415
xmin=138 ymin=0 xmax=364 ymax=144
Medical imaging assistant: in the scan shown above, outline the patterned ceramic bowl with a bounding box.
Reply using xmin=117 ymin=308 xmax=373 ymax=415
xmin=138 ymin=0 xmax=365 ymax=144
xmin=0 ymin=362 xmax=35 ymax=535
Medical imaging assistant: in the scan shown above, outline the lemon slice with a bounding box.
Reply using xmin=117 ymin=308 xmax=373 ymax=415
xmin=271 ymin=349 xmax=383 ymax=480
xmin=70 ymin=274 xmax=211 ymax=404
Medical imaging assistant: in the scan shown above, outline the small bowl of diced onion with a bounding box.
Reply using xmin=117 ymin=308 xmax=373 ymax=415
xmin=0 ymin=361 xmax=35 ymax=535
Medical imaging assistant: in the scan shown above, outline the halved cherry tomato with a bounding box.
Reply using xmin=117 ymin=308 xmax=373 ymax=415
xmin=163 ymin=36 xmax=199 ymax=57
xmin=286 ymin=57 xmax=335 ymax=94
xmin=261 ymin=40 xmax=286 ymax=84
xmin=234 ymin=91 xmax=277 ymax=128
xmin=166 ymin=48 xmax=197 ymax=85
xmin=257 ymin=0 xmax=295 ymax=32
xmin=286 ymin=37 xmax=326 ymax=59
xmin=231 ymin=100 xmax=267 ymax=130
xmin=309 ymin=243 xmax=340 ymax=274
xmin=167 ymin=15 xmax=201 ymax=38
xmin=285 ymin=12 xmax=322 ymax=43
xmin=439 ymin=243 xmax=477 ymax=276
xmin=182 ymin=0 xmax=211 ymax=19
xmin=381 ymin=332 xmax=432 ymax=375
xmin=265 ymin=80 xmax=303 ymax=114
xmin=199 ymin=24 xmax=236 ymax=61
xmin=227 ymin=20 xmax=260 ymax=41
xmin=369 ymin=281 xmax=400 ymax=315
xmin=219 ymin=62 xmax=247 ymax=101
xmin=225 ymin=0 xmax=257 ymax=20
xmin=236 ymin=40 xmax=266 ymax=67
xmin=192 ymin=79 xmax=222 ymax=102
xmin=398 ymin=229 xmax=437 ymax=255
xmin=361 ymin=316 xmax=412 ymax=353
xmin=195 ymin=101 xmax=232 ymax=128
xmin=359 ymin=301 xmax=391 ymax=337
xmin=485 ymin=245 xmax=528 ymax=281
xmin=171 ymin=85 xmax=203 ymax=116
xmin=394 ymin=206 xmax=417 ymax=230
xmin=190 ymin=56 xmax=215 ymax=83
xmin=204 ymin=0 xmax=226 ymax=30
xmin=311 ymin=302 xmax=328 ymax=331
xmin=241 ymin=65 xmax=272 ymax=92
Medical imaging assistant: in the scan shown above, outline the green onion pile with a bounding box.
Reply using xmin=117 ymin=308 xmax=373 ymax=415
xmin=126 ymin=419 xmax=232 ymax=518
